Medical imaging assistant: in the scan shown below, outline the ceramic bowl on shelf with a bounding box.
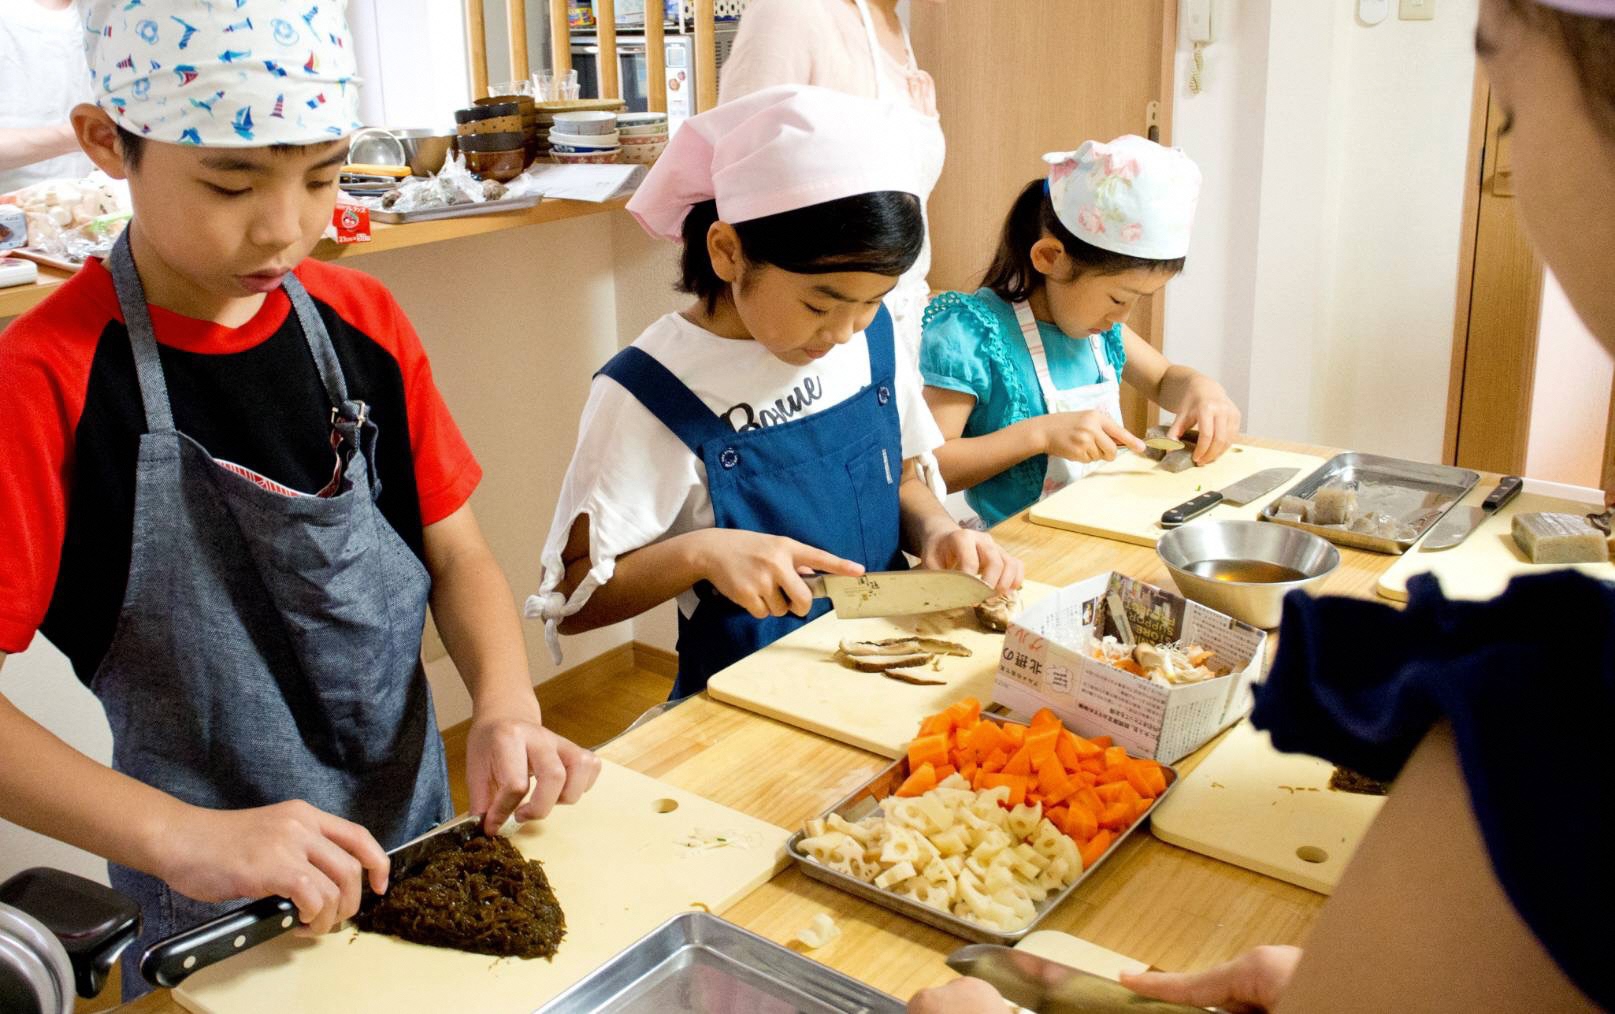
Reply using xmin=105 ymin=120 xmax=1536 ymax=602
xmin=457 ymin=114 xmax=523 ymax=135
xmin=617 ymin=112 xmax=669 ymax=135
xmin=619 ymin=131 xmax=668 ymax=146
xmin=455 ymin=101 xmax=519 ymax=124
xmin=551 ymin=148 xmax=620 ymax=165
xmin=552 ymin=110 xmax=618 ymax=135
xmin=618 ymin=141 xmax=666 ymax=165
xmin=547 ymin=131 xmax=620 ymax=152
xmin=457 ymin=131 xmax=526 ymax=152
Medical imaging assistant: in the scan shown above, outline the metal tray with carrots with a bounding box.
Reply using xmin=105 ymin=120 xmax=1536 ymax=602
xmin=786 ymin=698 xmax=1180 ymax=945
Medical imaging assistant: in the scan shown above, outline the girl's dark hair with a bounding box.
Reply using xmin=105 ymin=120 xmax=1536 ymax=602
xmin=979 ymin=178 xmax=1185 ymax=303
xmin=679 ymin=191 xmax=924 ymax=312
xmin=1505 ymin=1 xmax=1615 ymax=141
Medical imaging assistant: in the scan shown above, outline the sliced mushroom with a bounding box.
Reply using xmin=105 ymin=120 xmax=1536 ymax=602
xmin=837 ymin=636 xmax=972 ymax=658
xmin=882 ymin=670 xmax=947 ymax=686
xmin=974 ymin=592 xmax=1020 ymax=633
xmin=835 ymin=650 xmax=936 ymax=673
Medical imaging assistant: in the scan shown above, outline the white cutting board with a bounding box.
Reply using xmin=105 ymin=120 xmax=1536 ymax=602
xmin=1014 ymin=931 xmax=1147 ymax=980
xmin=1148 ymin=721 xmax=1384 ymax=895
xmin=707 ymin=582 xmax=1055 ymax=758
xmin=1027 ymin=446 xmax=1325 ymax=547
xmin=174 ymin=761 xmax=790 ymax=1014
xmin=1377 ymin=489 xmax=1613 ymax=602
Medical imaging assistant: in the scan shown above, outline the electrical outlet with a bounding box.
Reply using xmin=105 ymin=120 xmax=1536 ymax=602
xmin=1400 ymin=0 xmax=1435 ymax=20
xmin=1358 ymin=0 xmax=1390 ymax=25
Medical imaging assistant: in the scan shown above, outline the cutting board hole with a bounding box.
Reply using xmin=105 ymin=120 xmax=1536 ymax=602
xmin=652 ymin=798 xmax=679 ymax=814
xmin=1296 ymin=845 xmax=1329 ymax=864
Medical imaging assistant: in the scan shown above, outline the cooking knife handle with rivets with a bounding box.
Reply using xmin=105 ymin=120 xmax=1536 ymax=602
xmin=1161 ymin=491 xmax=1224 ymax=528
xmin=1484 ymin=476 xmax=1524 ymax=512
xmin=140 ymin=895 xmax=297 ymax=987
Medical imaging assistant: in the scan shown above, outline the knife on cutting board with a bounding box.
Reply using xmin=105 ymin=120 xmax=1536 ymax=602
xmin=1421 ymin=476 xmax=1524 ymax=551
xmin=803 ymin=569 xmax=995 ymax=618
xmin=946 ymin=944 xmax=1223 ymax=1013
xmin=1160 ymin=467 xmax=1300 ymax=529
xmin=140 ymin=813 xmax=482 ymax=988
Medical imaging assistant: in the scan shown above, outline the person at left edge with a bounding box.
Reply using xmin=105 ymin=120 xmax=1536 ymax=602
xmin=530 ymin=85 xmax=1024 ymax=700
xmin=0 ymin=1 xmax=599 ymax=998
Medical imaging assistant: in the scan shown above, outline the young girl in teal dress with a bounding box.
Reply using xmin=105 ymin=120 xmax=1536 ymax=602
xmin=920 ymin=136 xmax=1243 ymax=528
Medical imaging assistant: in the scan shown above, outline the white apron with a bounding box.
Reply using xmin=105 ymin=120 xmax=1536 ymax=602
xmin=852 ymin=0 xmax=945 ymax=365
xmin=1013 ymin=300 xmax=1124 ymax=497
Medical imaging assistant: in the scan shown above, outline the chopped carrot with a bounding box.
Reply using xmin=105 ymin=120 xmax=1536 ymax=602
xmin=1095 ymin=781 xmax=1134 ymax=805
xmin=1054 ymin=732 xmax=1082 ymax=770
xmin=1075 ymin=770 xmax=1098 ymax=787
xmin=959 ymin=761 xmax=978 ymax=782
xmin=1091 ymin=736 xmax=1113 ymax=749
xmin=971 ymin=769 xmax=987 ymax=791
xmin=1003 ymin=745 xmax=1034 ymax=776
xmin=946 ymin=697 xmax=982 ymax=728
xmin=949 ymin=747 xmax=971 ymax=771
xmin=1079 ymin=829 xmax=1114 ymax=869
xmin=1005 ymin=775 xmax=1029 ymax=807
xmin=896 ymin=762 xmax=938 ymax=797
xmin=1064 ymin=802 xmax=1099 ymax=841
xmin=964 ymin=720 xmax=1007 ymax=760
xmin=1036 ymin=756 xmax=1074 ymax=801
xmin=1124 ymin=762 xmax=1158 ymax=800
xmin=1130 ymin=797 xmax=1153 ymax=821
xmin=1135 ymin=759 xmax=1169 ymax=796
xmin=1002 ymin=723 xmax=1026 ymax=748
xmin=981 ymin=748 xmax=1009 ymax=774
xmin=1103 ymin=746 xmax=1129 ymax=770
xmin=1095 ymin=767 xmax=1131 ymax=786
xmin=1072 ymin=786 xmax=1104 ymax=815
xmin=1080 ymin=758 xmax=1106 ymax=776
xmin=918 ymin=713 xmax=952 ymax=738
xmin=908 ymin=733 xmax=950 ymax=772
xmin=1045 ymin=805 xmax=1069 ymax=829
xmin=1030 ymin=707 xmax=1062 ymax=729
xmin=1069 ymin=733 xmax=1104 ymax=760
xmin=1025 ymin=725 xmax=1061 ymax=765
xmin=1099 ymin=802 xmax=1132 ymax=831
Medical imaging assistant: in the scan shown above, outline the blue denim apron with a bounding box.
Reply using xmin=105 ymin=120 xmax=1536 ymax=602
xmin=99 ymin=234 xmax=452 ymax=998
xmin=598 ymin=306 xmax=909 ymax=699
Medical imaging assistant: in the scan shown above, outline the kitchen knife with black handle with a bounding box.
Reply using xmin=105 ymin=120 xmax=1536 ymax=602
xmin=1160 ymin=467 xmax=1300 ymax=529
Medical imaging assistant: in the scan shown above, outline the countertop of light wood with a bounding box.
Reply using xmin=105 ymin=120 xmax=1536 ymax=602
xmin=0 ymin=198 xmax=626 ymax=320
xmin=124 ymin=437 xmax=1435 ymax=1013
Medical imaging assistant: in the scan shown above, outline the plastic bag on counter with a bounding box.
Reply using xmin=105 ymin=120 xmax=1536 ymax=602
xmin=371 ymin=153 xmax=510 ymax=213
xmin=3 ymin=171 xmax=131 ymax=264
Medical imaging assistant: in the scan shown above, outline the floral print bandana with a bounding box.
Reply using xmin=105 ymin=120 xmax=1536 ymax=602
xmin=1044 ymin=135 xmax=1201 ymax=261
xmin=83 ymin=0 xmax=361 ymax=147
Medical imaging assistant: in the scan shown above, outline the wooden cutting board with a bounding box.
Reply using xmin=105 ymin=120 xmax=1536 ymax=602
xmin=1377 ymin=488 xmax=1613 ymax=602
xmin=1026 ymin=446 xmax=1325 ymax=547
xmin=173 ymin=761 xmax=790 ymax=1014
xmin=707 ymin=582 xmax=1056 ymax=758
xmin=1148 ymin=721 xmax=1384 ymax=895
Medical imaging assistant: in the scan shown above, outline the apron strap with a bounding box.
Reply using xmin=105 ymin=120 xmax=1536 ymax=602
xmin=851 ymin=0 xmax=893 ymax=101
xmin=1012 ymin=300 xmax=1115 ymax=411
xmin=865 ymin=303 xmax=897 ymax=382
xmin=281 ymin=272 xmax=357 ymax=416
xmin=106 ymin=231 xmax=176 ymax=435
xmin=597 ymin=347 xmax=731 ymax=455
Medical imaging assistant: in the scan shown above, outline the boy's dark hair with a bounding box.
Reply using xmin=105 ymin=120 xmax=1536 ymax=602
xmin=678 ymin=191 xmax=924 ymax=312
xmin=115 ymin=125 xmax=315 ymax=171
xmin=980 ymin=178 xmax=1186 ymax=303
xmin=1504 ymin=0 xmax=1615 ymax=141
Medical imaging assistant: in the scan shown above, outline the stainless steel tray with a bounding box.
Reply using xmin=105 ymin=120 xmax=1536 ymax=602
xmin=787 ymin=727 xmax=1179 ymax=946
xmin=1258 ymin=452 xmax=1480 ymax=555
xmin=368 ymin=193 xmax=542 ymax=223
xmin=537 ymin=911 xmax=904 ymax=1013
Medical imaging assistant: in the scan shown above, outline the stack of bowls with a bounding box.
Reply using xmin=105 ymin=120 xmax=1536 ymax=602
xmin=616 ymin=112 xmax=669 ymax=165
xmin=477 ymin=94 xmax=540 ymax=161
xmin=535 ymin=99 xmax=628 ymax=159
xmin=549 ymin=110 xmax=620 ymax=164
xmin=455 ymin=101 xmax=527 ymax=181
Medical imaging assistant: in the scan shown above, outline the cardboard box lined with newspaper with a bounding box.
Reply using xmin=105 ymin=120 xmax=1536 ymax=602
xmin=994 ymin=573 xmax=1267 ymax=763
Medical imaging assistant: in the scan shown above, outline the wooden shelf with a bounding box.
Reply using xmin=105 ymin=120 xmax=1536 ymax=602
xmin=0 ymin=197 xmax=627 ymax=319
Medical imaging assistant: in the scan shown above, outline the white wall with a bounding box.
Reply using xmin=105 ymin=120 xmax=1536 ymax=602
xmin=1166 ymin=0 xmax=1479 ymax=460
xmin=1526 ymin=271 xmax=1612 ymax=486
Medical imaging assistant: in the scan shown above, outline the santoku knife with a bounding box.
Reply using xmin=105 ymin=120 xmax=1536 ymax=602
xmin=945 ymin=943 xmax=1223 ymax=1013
xmin=804 ymin=570 xmax=995 ymax=618
xmin=1421 ymin=476 xmax=1524 ymax=551
xmin=140 ymin=813 xmax=482 ymax=988
xmin=1160 ymin=467 xmax=1300 ymax=529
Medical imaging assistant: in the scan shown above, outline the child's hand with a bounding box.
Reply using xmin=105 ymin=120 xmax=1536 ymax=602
xmin=1119 ymin=944 xmax=1302 ymax=1013
xmin=907 ymin=976 xmax=1012 ymax=1013
xmin=1169 ymin=377 xmax=1242 ymax=464
xmin=920 ymin=527 xmax=1024 ymax=596
xmin=694 ymin=529 xmax=865 ymax=619
xmin=155 ymin=800 xmax=390 ymax=935
xmin=467 ymin=700 xmax=602 ymax=833
xmin=1039 ymin=410 xmax=1148 ymax=464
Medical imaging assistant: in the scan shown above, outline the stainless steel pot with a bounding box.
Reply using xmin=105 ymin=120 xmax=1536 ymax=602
xmin=0 ymin=869 xmax=140 ymax=1013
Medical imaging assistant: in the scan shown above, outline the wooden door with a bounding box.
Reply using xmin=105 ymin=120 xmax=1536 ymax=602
xmin=1445 ymin=82 xmax=1545 ymax=474
xmin=911 ymin=0 xmax=1176 ymax=434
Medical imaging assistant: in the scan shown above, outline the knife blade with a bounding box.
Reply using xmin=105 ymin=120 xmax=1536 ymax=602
xmin=1422 ymin=475 xmax=1524 ymax=551
xmin=1160 ymin=467 xmax=1301 ymax=529
xmin=140 ymin=813 xmax=482 ymax=988
xmin=945 ymin=944 xmax=1219 ymax=1013
xmin=803 ymin=570 xmax=994 ymax=618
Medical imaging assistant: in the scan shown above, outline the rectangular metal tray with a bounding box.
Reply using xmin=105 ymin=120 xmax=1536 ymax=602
xmin=537 ymin=911 xmax=905 ymax=1013
xmin=1258 ymin=452 xmax=1480 ymax=554
xmin=368 ymin=193 xmax=543 ymax=223
xmin=786 ymin=724 xmax=1180 ymax=946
